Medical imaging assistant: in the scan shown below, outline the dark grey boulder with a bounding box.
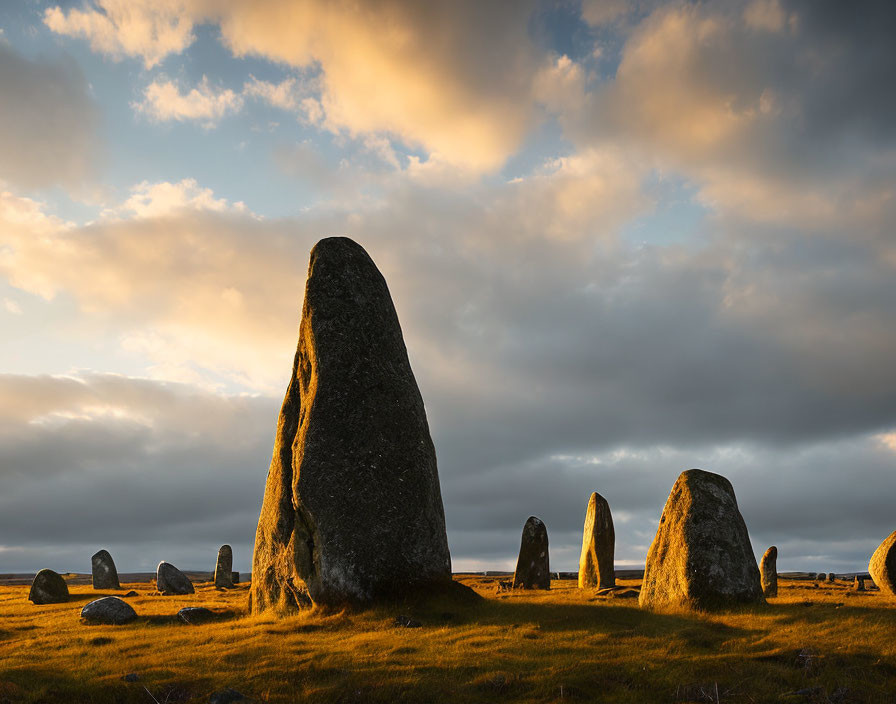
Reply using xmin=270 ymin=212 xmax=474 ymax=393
xmin=156 ymin=561 xmax=194 ymax=595
xmin=827 ymin=572 xmax=836 ymax=583
xmin=512 ymin=516 xmax=550 ymax=590
xmin=869 ymin=529 xmax=896 ymax=598
xmin=251 ymin=237 xmax=451 ymax=612
xmin=214 ymin=545 xmax=234 ymax=588
xmin=639 ymin=469 xmax=764 ymax=611
xmin=578 ymin=492 xmax=615 ymax=590
xmin=760 ymin=546 xmax=778 ymax=598
xmin=816 ymin=572 xmax=826 ymax=582
xmin=178 ymin=607 xmax=218 ymax=624
xmin=81 ymin=596 xmax=137 ymax=624
xmin=28 ymin=569 xmax=69 ymax=604
xmin=91 ymin=549 xmax=121 ymax=590
xmin=231 ymin=571 xmax=240 ymax=584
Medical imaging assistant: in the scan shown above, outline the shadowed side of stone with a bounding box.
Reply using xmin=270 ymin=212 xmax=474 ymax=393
xmin=512 ymin=516 xmax=550 ymax=590
xmin=28 ymin=569 xmax=69 ymax=604
xmin=578 ymin=492 xmax=615 ymax=590
xmin=156 ymin=561 xmax=194 ymax=595
xmin=869 ymin=529 xmax=896 ymax=598
xmin=760 ymin=546 xmax=778 ymax=597
xmin=251 ymin=237 xmax=451 ymax=612
xmin=639 ymin=469 xmax=764 ymax=611
xmin=215 ymin=545 xmax=234 ymax=588
xmin=91 ymin=549 xmax=121 ymax=590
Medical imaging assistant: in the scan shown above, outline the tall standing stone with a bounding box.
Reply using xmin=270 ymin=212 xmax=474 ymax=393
xmin=760 ymin=546 xmax=777 ymax=598
xmin=251 ymin=237 xmax=451 ymax=612
xmin=91 ymin=549 xmax=121 ymax=590
xmin=512 ymin=516 xmax=550 ymax=590
xmin=640 ymin=469 xmax=764 ymax=611
xmin=28 ymin=569 xmax=69 ymax=604
xmin=578 ymin=492 xmax=615 ymax=590
xmin=156 ymin=561 xmax=195 ymax=595
xmin=868 ymin=529 xmax=896 ymax=598
xmin=214 ymin=545 xmax=234 ymax=588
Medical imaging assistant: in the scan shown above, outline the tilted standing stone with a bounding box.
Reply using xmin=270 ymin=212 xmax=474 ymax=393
xmin=214 ymin=545 xmax=234 ymax=588
xmin=512 ymin=516 xmax=550 ymax=590
xmin=251 ymin=237 xmax=451 ymax=612
xmin=156 ymin=561 xmax=194 ymax=595
xmin=28 ymin=568 xmax=69 ymax=604
xmin=760 ymin=546 xmax=777 ymax=598
xmin=869 ymin=529 xmax=896 ymax=598
xmin=639 ymin=469 xmax=764 ymax=611
xmin=578 ymin=492 xmax=615 ymax=590
xmin=91 ymin=549 xmax=121 ymax=590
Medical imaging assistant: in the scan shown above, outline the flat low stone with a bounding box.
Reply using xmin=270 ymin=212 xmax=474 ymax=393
xmin=81 ymin=596 xmax=137 ymax=625
xmin=760 ymin=546 xmax=778 ymax=598
xmin=91 ymin=549 xmax=121 ymax=590
xmin=28 ymin=569 xmax=69 ymax=604
xmin=123 ymin=590 xmax=139 ymax=597
xmin=178 ymin=606 xmax=218 ymax=625
xmin=156 ymin=561 xmax=194 ymax=595
xmin=512 ymin=516 xmax=550 ymax=590
xmin=639 ymin=469 xmax=764 ymax=611
xmin=868 ymin=530 xmax=896 ymax=598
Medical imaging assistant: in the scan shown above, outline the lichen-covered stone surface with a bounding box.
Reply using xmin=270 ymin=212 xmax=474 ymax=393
xmin=639 ymin=469 xmax=764 ymax=611
xmin=81 ymin=596 xmax=136 ymax=624
xmin=868 ymin=529 xmax=896 ymax=598
xmin=91 ymin=549 xmax=121 ymax=590
xmin=578 ymin=492 xmax=615 ymax=590
xmin=759 ymin=546 xmax=777 ymax=597
xmin=156 ymin=561 xmax=194 ymax=595
xmin=28 ymin=569 xmax=69 ymax=604
xmin=512 ymin=516 xmax=550 ymax=590
xmin=214 ymin=545 xmax=234 ymax=588
xmin=251 ymin=237 xmax=451 ymax=612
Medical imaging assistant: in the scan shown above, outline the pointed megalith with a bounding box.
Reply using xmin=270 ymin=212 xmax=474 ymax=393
xmin=214 ymin=545 xmax=234 ymax=589
xmin=760 ymin=546 xmax=777 ymax=598
xmin=156 ymin=561 xmax=194 ymax=595
xmin=251 ymin=237 xmax=451 ymax=612
xmin=91 ymin=549 xmax=121 ymax=590
xmin=639 ymin=469 xmax=764 ymax=611
xmin=578 ymin=492 xmax=615 ymax=590
xmin=28 ymin=569 xmax=69 ymax=604
xmin=512 ymin=517 xmax=550 ymax=590
xmin=869 ymin=530 xmax=896 ymax=598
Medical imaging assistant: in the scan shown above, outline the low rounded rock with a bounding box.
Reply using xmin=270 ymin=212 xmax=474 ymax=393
xmin=28 ymin=569 xmax=69 ymax=605
xmin=81 ymin=596 xmax=137 ymax=625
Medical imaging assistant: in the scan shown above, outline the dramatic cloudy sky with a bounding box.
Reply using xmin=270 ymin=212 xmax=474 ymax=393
xmin=1 ymin=0 xmax=894 ymax=575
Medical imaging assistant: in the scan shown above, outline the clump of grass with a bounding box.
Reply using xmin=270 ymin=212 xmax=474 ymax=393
xmin=0 ymin=577 xmax=894 ymax=702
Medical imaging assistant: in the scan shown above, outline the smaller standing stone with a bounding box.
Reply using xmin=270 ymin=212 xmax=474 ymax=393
xmin=156 ymin=561 xmax=195 ymax=595
xmin=81 ymin=596 xmax=137 ymax=624
xmin=868 ymin=529 xmax=896 ymax=598
xmin=91 ymin=549 xmax=121 ymax=590
xmin=231 ymin=571 xmax=240 ymax=584
xmin=578 ymin=492 xmax=615 ymax=590
xmin=816 ymin=572 xmax=826 ymax=582
xmin=512 ymin=516 xmax=550 ymax=590
xmin=214 ymin=545 xmax=234 ymax=588
xmin=854 ymin=575 xmax=865 ymax=591
xmin=28 ymin=569 xmax=69 ymax=604
xmin=827 ymin=572 xmax=836 ymax=583
xmin=760 ymin=546 xmax=778 ymax=598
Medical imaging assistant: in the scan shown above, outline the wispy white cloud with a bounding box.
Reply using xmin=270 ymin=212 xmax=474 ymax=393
xmin=132 ymin=76 xmax=244 ymax=127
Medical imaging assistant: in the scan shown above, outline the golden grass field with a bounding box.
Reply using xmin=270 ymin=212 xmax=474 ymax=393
xmin=1 ymin=576 xmax=895 ymax=703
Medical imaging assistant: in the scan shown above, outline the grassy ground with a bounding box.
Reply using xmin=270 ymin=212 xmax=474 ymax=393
xmin=1 ymin=576 xmax=894 ymax=703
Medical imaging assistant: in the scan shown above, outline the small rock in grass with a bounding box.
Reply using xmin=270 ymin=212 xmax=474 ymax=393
xmin=123 ymin=590 xmax=139 ymax=597
xmin=81 ymin=596 xmax=137 ymax=625
xmin=394 ymin=615 xmax=422 ymax=628
xmin=178 ymin=607 xmax=218 ymax=625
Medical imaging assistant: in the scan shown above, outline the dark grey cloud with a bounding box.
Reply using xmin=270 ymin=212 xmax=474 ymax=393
xmin=0 ymin=43 xmax=100 ymax=191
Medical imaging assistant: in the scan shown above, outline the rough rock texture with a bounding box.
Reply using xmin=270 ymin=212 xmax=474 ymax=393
xmin=156 ymin=561 xmax=194 ymax=595
xmin=28 ymin=569 xmax=69 ymax=604
xmin=251 ymin=237 xmax=451 ymax=612
xmin=214 ymin=545 xmax=234 ymax=588
xmin=578 ymin=492 xmax=615 ymax=590
xmin=91 ymin=549 xmax=121 ymax=590
xmin=81 ymin=596 xmax=137 ymax=624
xmin=854 ymin=575 xmax=866 ymax=591
xmin=760 ymin=546 xmax=778 ymax=598
xmin=827 ymin=572 xmax=836 ymax=583
xmin=868 ymin=530 xmax=896 ymax=598
xmin=178 ymin=607 xmax=218 ymax=624
xmin=639 ymin=469 xmax=765 ymax=611
xmin=512 ymin=517 xmax=550 ymax=590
